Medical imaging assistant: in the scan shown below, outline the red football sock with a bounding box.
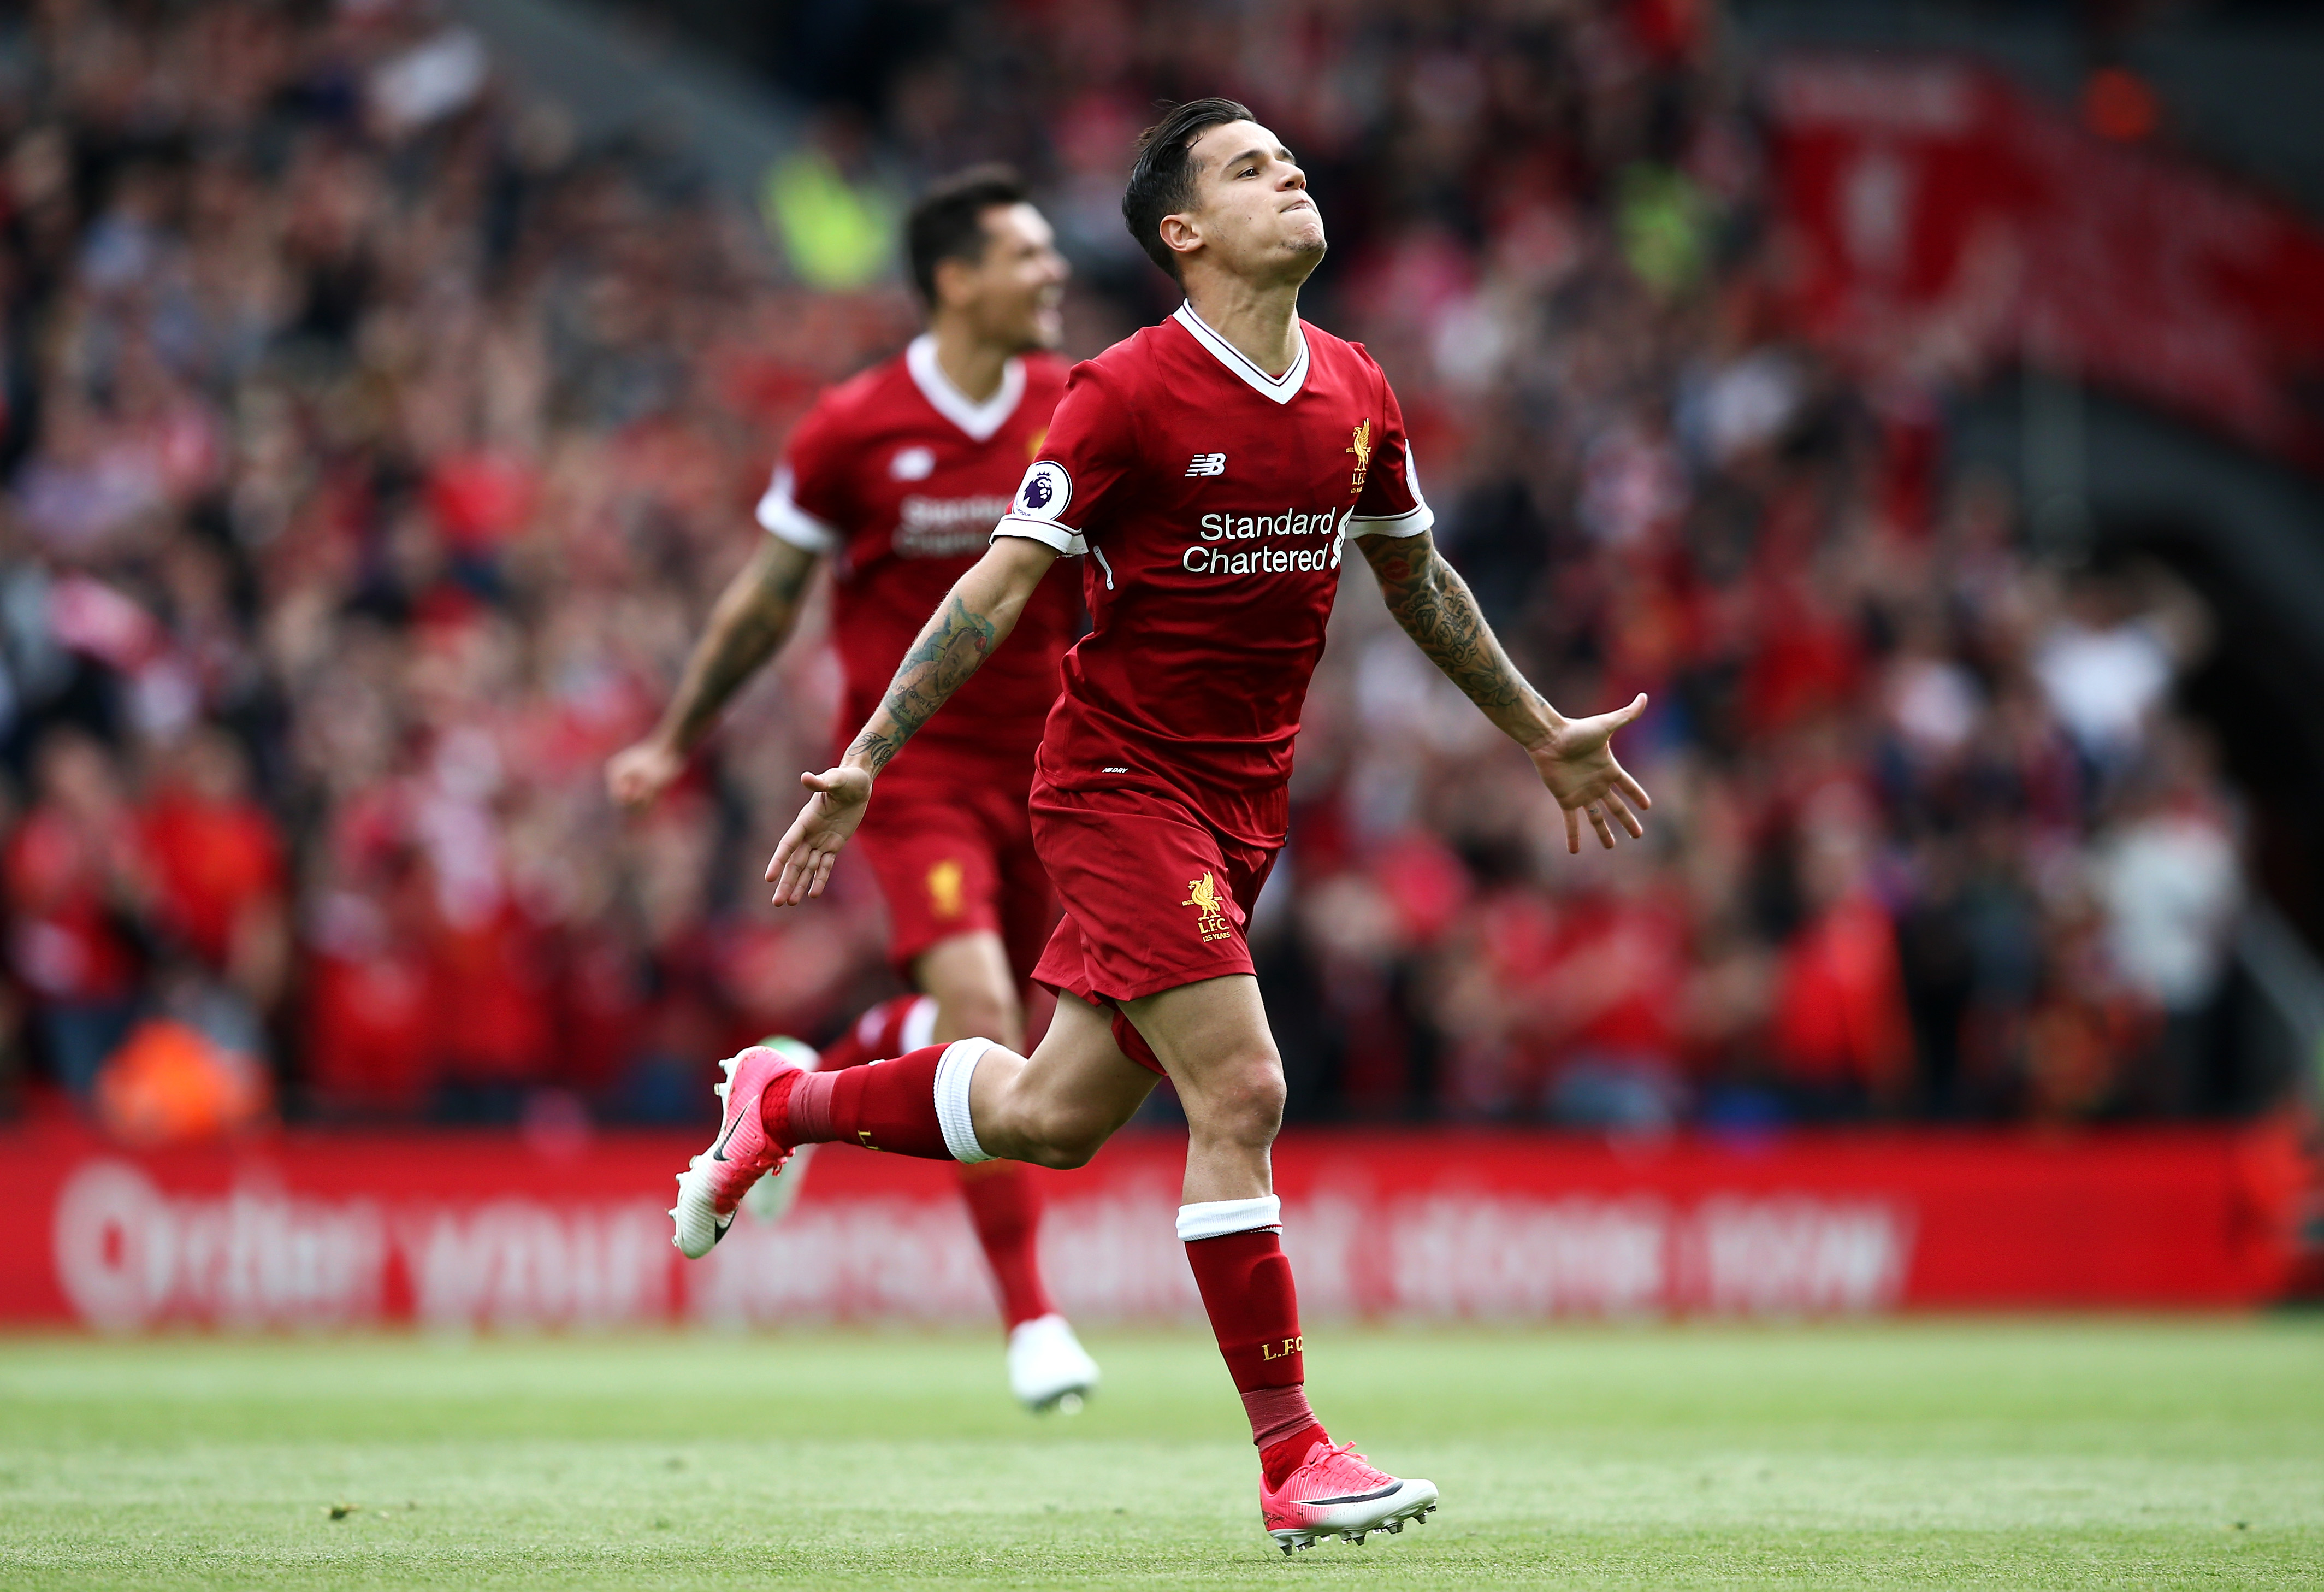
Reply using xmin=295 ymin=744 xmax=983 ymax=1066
xmin=1184 ymin=1220 xmax=1330 ymax=1485
xmin=1186 ymin=1226 xmax=1304 ymax=1388
xmin=814 ymin=995 xmax=936 ymax=1073
xmin=1245 ymin=1385 xmax=1327 ymax=1484
xmin=957 ymin=1161 xmax=1056 ymax=1330
xmin=771 ymin=1044 xmax=953 ymax=1159
xmin=1258 ymin=1421 xmax=1330 ymax=1488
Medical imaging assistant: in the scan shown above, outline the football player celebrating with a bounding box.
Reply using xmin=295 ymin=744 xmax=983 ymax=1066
xmin=608 ymin=167 xmax=1097 ymax=1412
xmin=673 ymin=102 xmax=1652 ymax=1550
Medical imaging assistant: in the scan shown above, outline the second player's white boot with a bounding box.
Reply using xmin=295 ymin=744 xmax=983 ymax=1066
xmin=1007 ymin=1313 xmax=1100 ymax=1412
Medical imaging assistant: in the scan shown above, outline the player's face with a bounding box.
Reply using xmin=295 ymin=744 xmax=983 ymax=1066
xmin=1175 ymin=119 xmax=1325 ymax=285
xmin=956 ymin=202 xmax=1069 ymax=353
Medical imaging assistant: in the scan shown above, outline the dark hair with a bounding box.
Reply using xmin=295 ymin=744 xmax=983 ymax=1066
xmin=1121 ymin=98 xmax=1253 ymax=281
xmin=905 ymin=164 xmax=1031 ymax=306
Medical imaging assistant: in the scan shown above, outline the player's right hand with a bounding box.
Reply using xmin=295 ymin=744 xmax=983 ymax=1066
xmin=1526 ymin=693 xmax=1653 ymax=855
xmin=766 ymin=766 xmax=874 ymax=906
xmin=606 ymin=738 xmax=685 ymax=813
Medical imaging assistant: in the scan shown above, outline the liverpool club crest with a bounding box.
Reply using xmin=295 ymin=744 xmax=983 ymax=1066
xmin=1182 ymin=872 xmax=1233 ymax=943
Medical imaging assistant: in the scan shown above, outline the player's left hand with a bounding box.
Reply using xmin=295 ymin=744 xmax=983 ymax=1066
xmin=765 ymin=765 xmax=874 ymax=905
xmin=605 ymin=736 xmax=685 ymax=813
xmin=1526 ymin=693 xmax=1653 ymax=854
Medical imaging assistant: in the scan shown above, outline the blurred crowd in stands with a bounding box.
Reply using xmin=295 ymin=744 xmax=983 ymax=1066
xmin=0 ymin=0 xmax=2256 ymax=1137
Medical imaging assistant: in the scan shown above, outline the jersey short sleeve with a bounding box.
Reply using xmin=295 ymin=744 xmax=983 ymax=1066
xmin=1347 ymin=375 xmax=1433 ymax=540
xmin=991 ymin=363 xmax=1136 ymax=557
xmin=755 ymin=397 xmax=849 ymax=554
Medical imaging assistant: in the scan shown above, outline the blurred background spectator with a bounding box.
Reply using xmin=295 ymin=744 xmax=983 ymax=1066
xmin=0 ymin=0 xmax=2316 ymax=1136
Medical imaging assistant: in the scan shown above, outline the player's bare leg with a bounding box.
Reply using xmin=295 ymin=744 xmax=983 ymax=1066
xmin=1119 ymin=976 xmax=1280 ymax=1202
xmin=913 ymin=931 xmax=1098 ymax=1410
xmin=962 ymin=991 xmax=1161 ymax=1169
xmin=956 ymin=975 xmax=1278 ymax=1194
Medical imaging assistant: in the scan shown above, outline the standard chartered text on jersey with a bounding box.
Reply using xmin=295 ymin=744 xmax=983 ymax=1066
xmin=1180 ymin=543 xmax=1344 ymax=576
xmin=1197 ymin=508 xmax=1343 ymax=540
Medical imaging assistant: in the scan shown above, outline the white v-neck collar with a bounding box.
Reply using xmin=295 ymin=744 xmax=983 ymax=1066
xmin=1172 ymin=302 xmax=1310 ymax=405
xmin=906 ymin=333 xmax=1025 ymax=441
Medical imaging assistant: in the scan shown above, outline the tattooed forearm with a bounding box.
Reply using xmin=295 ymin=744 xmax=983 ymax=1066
xmin=845 ymin=592 xmax=1001 ymax=775
xmin=836 ymin=536 xmax=1053 ymax=779
xmin=662 ymin=540 xmax=819 ymax=751
xmin=1361 ymin=531 xmax=1555 ymax=743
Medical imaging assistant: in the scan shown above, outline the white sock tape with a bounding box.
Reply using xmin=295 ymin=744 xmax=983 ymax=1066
xmin=1175 ymin=1195 xmax=1282 ymax=1242
xmin=932 ymin=1037 xmax=994 ymax=1163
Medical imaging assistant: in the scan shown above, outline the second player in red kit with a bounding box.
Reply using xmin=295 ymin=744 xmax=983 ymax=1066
xmin=762 ymin=298 xmax=1077 ymax=986
xmin=611 ymin=168 xmax=1096 ymax=1412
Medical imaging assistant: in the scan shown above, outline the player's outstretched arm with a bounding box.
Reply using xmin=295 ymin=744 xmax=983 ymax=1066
xmin=1359 ymin=529 xmax=1652 ymax=854
xmin=765 ymin=535 xmax=1059 ymax=904
xmin=606 ymin=536 xmax=822 ymax=812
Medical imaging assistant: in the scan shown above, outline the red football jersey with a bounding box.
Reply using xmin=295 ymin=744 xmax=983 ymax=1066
xmin=756 ymin=335 xmax=1077 ymax=780
xmin=993 ymin=305 xmax=1430 ymax=825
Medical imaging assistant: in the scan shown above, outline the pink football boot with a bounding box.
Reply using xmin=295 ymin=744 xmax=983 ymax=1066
xmin=669 ymin=1039 xmax=814 ymax=1258
xmin=1262 ymin=1439 xmax=1438 ymax=1554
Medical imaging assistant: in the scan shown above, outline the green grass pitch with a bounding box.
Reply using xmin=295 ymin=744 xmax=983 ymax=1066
xmin=1 ymin=1319 xmax=2319 ymax=1588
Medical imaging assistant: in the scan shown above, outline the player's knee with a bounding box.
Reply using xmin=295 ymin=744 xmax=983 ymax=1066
xmin=1013 ymin=1099 xmax=1111 ymax=1169
xmin=1019 ymin=1136 xmax=1098 ymax=1171
xmin=979 ymin=1070 xmax=1103 ymax=1169
xmin=1199 ymin=1056 xmax=1285 ymax=1147
xmin=1011 ymin=1126 xmax=1099 ymax=1170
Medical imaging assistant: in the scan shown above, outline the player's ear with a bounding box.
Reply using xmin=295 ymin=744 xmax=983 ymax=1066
xmin=930 ymin=252 xmax=978 ymax=312
xmin=1157 ymin=211 xmax=1202 ymax=264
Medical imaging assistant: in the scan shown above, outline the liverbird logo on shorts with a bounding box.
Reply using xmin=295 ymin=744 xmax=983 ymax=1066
xmin=1182 ymin=872 xmax=1233 ymax=942
xmin=1346 ymin=419 xmax=1374 ymax=494
xmin=926 ymin=858 xmax=966 ymax=919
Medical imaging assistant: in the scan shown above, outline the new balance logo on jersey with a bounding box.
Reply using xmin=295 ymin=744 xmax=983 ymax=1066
xmin=1185 ymin=453 xmax=1227 ymax=477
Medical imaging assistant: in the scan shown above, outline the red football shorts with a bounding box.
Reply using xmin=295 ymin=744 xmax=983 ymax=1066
xmin=1028 ymin=780 xmax=1282 ymax=1071
xmin=855 ymin=770 xmax=1058 ymax=982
